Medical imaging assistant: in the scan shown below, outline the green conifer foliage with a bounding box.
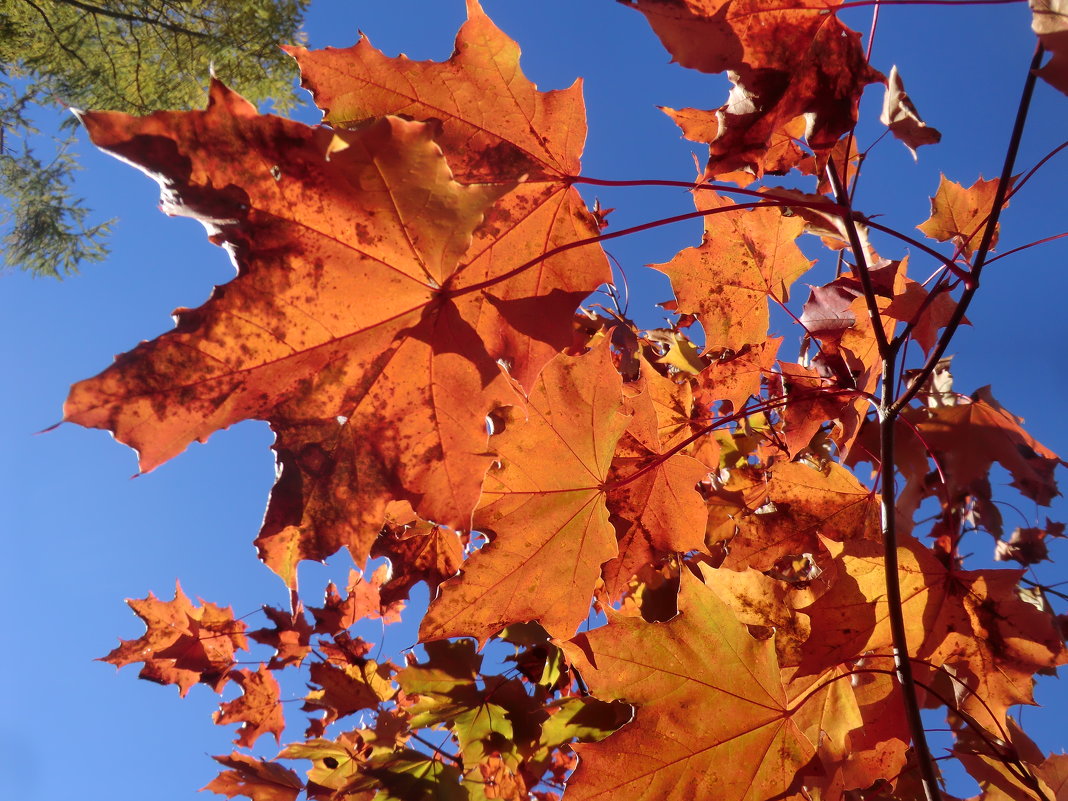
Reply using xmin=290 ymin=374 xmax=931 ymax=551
xmin=1 ymin=0 xmax=308 ymax=277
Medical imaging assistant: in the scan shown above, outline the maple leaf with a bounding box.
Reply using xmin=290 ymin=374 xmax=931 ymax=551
xmin=902 ymin=386 xmax=1064 ymax=506
xmin=774 ymin=361 xmax=861 ymax=457
xmin=560 ymin=564 xmax=858 ymax=801
xmin=659 ymin=108 xmax=807 ymax=186
xmin=101 ymin=581 xmax=247 ymax=696
xmin=601 ymin=355 xmax=710 ymax=599
xmin=315 ymin=635 xmax=375 ymax=673
xmin=800 ymin=283 xmax=858 ymax=337
xmin=69 ymin=2 xmax=611 ymax=582
xmin=286 ymin=0 xmax=610 ymax=390
xmin=696 ymin=338 xmax=781 ymax=415
xmin=303 ymin=660 xmax=396 ymax=731
xmin=882 ymin=277 xmax=961 ymax=355
xmin=308 ymin=566 xmax=403 ymax=634
xmin=213 ymin=664 xmax=286 ymax=747
xmin=799 ymin=260 xmax=902 ymax=396
xmin=420 ymin=344 xmax=630 ymax=643
xmin=653 ymin=190 xmax=813 ymax=353
xmin=623 ymin=0 xmax=882 ymax=179
xmin=68 ymin=94 xmax=513 ymax=545
xmin=1031 ymin=0 xmax=1068 ymax=95
xmin=400 ymin=640 xmax=544 ymax=769
xmin=799 ymin=535 xmax=1067 ymax=733
xmin=880 ymin=66 xmax=942 ymax=158
xmin=249 ymin=606 xmax=314 ymax=669
xmin=917 ymin=174 xmax=1008 ymax=258
xmin=371 ymin=514 xmax=465 ymax=608
xmin=715 ymin=460 xmax=880 ymax=572
xmin=203 ymin=752 xmax=303 ymax=801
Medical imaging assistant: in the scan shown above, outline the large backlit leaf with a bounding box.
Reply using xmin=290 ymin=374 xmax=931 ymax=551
xmin=421 ymin=343 xmax=630 ymax=643
xmin=287 ymin=0 xmax=609 ymax=390
xmin=560 ymin=564 xmax=856 ymax=801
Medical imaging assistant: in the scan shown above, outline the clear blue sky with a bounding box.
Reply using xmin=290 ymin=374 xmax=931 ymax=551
xmin=2 ymin=2 xmax=1066 ymax=799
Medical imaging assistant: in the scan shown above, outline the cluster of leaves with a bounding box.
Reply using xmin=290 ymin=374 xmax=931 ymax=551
xmin=105 ymin=577 xmax=629 ymax=801
xmin=0 ymin=0 xmax=308 ymax=276
xmin=64 ymin=1 xmax=1068 ymax=800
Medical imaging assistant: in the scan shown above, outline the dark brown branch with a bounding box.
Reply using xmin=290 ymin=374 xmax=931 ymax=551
xmin=872 ymin=42 xmax=1048 ymax=801
xmin=890 ymin=43 xmax=1044 ymax=417
xmin=825 ymin=160 xmax=891 ymax=355
xmin=879 ymin=351 xmax=944 ymax=801
xmin=573 ymin=176 xmax=974 ymax=283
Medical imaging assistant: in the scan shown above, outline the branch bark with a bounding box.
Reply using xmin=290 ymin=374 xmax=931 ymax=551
xmin=872 ymin=42 xmax=1047 ymax=801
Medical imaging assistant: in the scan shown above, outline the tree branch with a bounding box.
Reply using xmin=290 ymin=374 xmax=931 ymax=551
xmin=889 ymin=43 xmax=1045 ymax=417
xmin=874 ymin=42 xmax=1047 ymax=801
xmin=825 ymin=159 xmax=891 ymax=355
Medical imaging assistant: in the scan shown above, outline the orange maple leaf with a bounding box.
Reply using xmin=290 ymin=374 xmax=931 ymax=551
xmin=203 ymin=752 xmax=303 ymax=801
xmin=653 ymin=190 xmax=813 ymax=354
xmin=883 ymin=278 xmax=962 ymax=355
xmin=696 ymin=337 xmax=781 ymax=416
xmin=561 ymin=564 xmax=859 ymax=801
xmin=903 ymin=387 xmax=1064 ymax=506
xmin=421 ymin=344 xmax=630 ymax=644
xmin=100 ymin=581 xmax=248 ymax=696
xmin=917 ymin=174 xmax=1008 ymax=258
xmin=800 ymin=535 xmax=1067 ymax=733
xmin=661 ymin=107 xmax=808 ymax=186
xmin=68 ymin=96 xmax=515 ymax=545
xmin=287 ymin=0 xmax=609 ymax=390
xmin=213 ymin=664 xmax=286 ymax=747
xmin=719 ymin=460 xmax=880 ymax=572
xmin=371 ymin=514 xmax=465 ymax=608
xmin=68 ymin=74 xmax=607 ymax=587
xmin=774 ymin=361 xmax=862 ymax=457
xmin=67 ymin=3 xmax=611 ymax=586
xmin=308 ymin=566 xmax=403 ymax=634
xmin=303 ymin=660 xmax=396 ymax=731
xmin=249 ymin=606 xmax=313 ymax=669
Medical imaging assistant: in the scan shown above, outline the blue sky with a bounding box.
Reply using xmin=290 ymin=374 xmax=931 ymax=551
xmin=2 ymin=1 xmax=1066 ymax=799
